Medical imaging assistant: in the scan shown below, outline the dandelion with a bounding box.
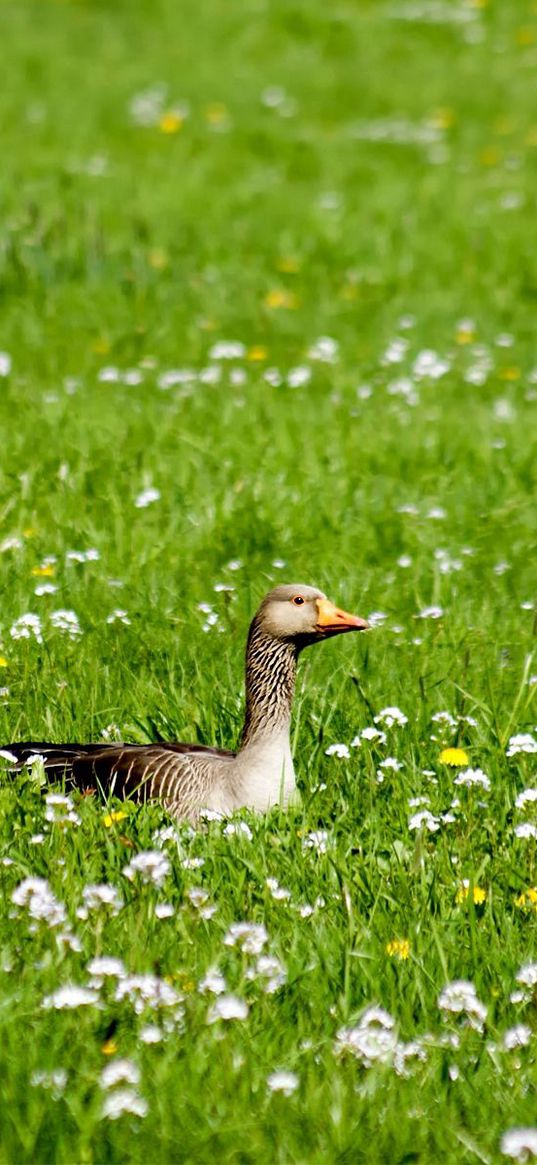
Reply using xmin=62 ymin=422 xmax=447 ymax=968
xmin=103 ymin=811 xmax=128 ymax=827
xmin=207 ymin=995 xmax=249 ymax=1023
xmin=123 ymin=851 xmax=170 ymax=888
xmin=267 ymin=1070 xmax=299 ymax=1096
xmin=456 ymin=881 xmax=487 ymax=905
xmin=439 ymin=748 xmax=469 ymax=766
xmin=514 ymin=888 xmax=537 ymax=911
xmin=386 ymin=939 xmax=411 ymax=960
xmin=159 ymin=110 xmax=184 ymax=134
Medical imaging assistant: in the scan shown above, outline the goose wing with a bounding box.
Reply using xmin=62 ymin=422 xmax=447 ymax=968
xmin=2 ymin=741 xmax=235 ymax=806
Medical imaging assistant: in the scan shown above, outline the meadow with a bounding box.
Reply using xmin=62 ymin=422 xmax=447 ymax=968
xmin=1 ymin=0 xmax=537 ymax=1160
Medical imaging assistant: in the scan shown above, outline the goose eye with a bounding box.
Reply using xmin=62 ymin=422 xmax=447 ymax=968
xmin=292 ymin=596 xmax=305 ymax=606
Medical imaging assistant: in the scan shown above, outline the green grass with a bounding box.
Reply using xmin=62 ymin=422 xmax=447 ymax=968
xmin=1 ymin=0 xmax=537 ymax=1160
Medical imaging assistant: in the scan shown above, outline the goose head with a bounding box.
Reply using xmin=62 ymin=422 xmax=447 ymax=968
xmin=255 ymin=584 xmax=369 ymax=650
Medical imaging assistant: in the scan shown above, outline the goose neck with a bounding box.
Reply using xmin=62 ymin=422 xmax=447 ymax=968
xmin=239 ymin=622 xmax=297 ymax=749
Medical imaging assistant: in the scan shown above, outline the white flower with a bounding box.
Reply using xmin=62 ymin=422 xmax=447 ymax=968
xmin=351 ymin=727 xmax=387 ymax=747
xmin=515 ymin=823 xmax=537 ymax=840
xmin=101 ymin=1059 xmax=140 ymax=1089
xmin=80 ymin=884 xmax=123 ymax=916
xmin=335 ymin=1007 xmax=397 ymax=1066
xmin=366 ymin=611 xmax=388 ymax=627
xmin=43 ymin=985 xmax=100 ymax=1010
xmin=98 ymin=365 xmax=120 ymax=382
xmin=209 ymin=341 xmax=245 ymax=360
xmin=247 ymin=954 xmax=286 ymax=994
xmin=437 ymin=980 xmax=487 ymax=1030
xmin=30 ymin=1069 xmax=67 ymax=1094
xmin=413 ymin=350 xmax=450 ymax=379
xmin=287 ymin=366 xmax=311 ymax=388
xmin=12 ymin=877 xmax=67 ymax=929
xmin=307 ymin=336 xmax=338 ymax=363
xmin=134 ymin=487 xmax=161 ymax=509
xmin=503 ymin=1024 xmax=532 ymax=1051
xmin=375 ymin=707 xmax=408 ymax=728
xmin=154 ymin=902 xmax=175 ymax=919
xmin=516 ymin=962 xmax=537 ymax=988
xmin=45 ymin=793 xmax=81 ymax=826
xmin=408 ymin=810 xmax=440 ymax=833
xmin=88 ymin=956 xmax=126 ymax=984
xmin=115 ymin=974 xmax=182 ymax=1014
xmin=207 ymin=995 xmax=249 ymax=1023
xmin=454 ymin=768 xmax=491 ymax=792
xmin=223 ymin=822 xmax=253 ymax=840
xmin=67 ymin=548 xmax=100 ymax=563
xmin=515 ymin=789 xmax=537 ymax=810
xmin=106 ymin=609 xmax=131 ymax=625
xmin=265 ymin=877 xmax=291 ymax=901
xmin=325 ymin=743 xmax=350 ymax=759
xmin=139 ymin=1025 xmax=163 ymax=1044
xmin=10 ymin=613 xmax=43 ymax=643
xmin=224 ymin=922 xmax=268 ymax=955
xmin=123 ymin=851 xmax=170 ymax=888
xmin=0 ymin=352 xmax=12 ymax=376
xmin=302 ymin=829 xmax=329 ymax=854
xmin=198 ymin=968 xmax=227 ymax=995
xmin=418 ymin=605 xmax=444 ymax=619
xmin=267 ymin=1070 xmax=299 ymax=1096
xmin=35 ymin=583 xmax=57 ymax=596
xmin=507 ymin=733 xmax=537 ymax=757
xmin=378 ymin=757 xmax=403 ymax=772
xmin=501 ymin=1129 xmax=537 ymax=1160
xmin=50 ymin=609 xmax=82 ymax=638
xmin=102 ymin=1088 xmax=148 ymax=1120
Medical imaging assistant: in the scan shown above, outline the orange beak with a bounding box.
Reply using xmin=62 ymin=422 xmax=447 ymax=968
xmin=316 ymin=597 xmax=369 ymax=636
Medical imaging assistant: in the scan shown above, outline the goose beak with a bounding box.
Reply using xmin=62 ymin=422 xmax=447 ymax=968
xmin=316 ymin=597 xmax=369 ymax=636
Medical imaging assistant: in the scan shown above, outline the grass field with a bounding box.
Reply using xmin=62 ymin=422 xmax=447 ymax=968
xmin=1 ymin=0 xmax=537 ymax=1161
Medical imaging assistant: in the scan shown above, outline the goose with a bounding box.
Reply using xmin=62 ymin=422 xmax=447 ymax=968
xmin=3 ymin=584 xmax=368 ymax=822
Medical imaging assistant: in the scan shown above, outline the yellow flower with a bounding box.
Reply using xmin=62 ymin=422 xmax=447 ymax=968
xmin=500 ymin=367 xmax=520 ymax=381
xmin=101 ymin=1039 xmax=118 ymax=1056
xmin=479 ymin=146 xmax=501 ymax=166
xmin=517 ymin=26 xmax=536 ymax=46
xmin=32 ymin=564 xmax=55 ymax=578
xmin=204 ymin=103 xmax=229 ymax=127
xmin=159 ymin=111 xmax=184 ymax=134
xmin=386 ymin=938 xmax=411 ymax=960
xmin=439 ymin=747 xmax=469 ymax=767
xmin=263 ymin=289 xmax=298 ymax=310
xmin=430 ymin=108 xmax=455 ymax=130
xmin=23 ymin=527 xmax=37 ymax=539
xmin=247 ymin=345 xmax=268 ymax=362
xmin=0 ymin=657 xmax=8 ymax=668
xmin=515 ymin=888 xmax=537 ymax=910
xmin=455 ymin=324 xmax=475 ymax=345
xmin=148 ymin=249 xmax=168 ymax=270
xmin=456 ymin=881 xmax=486 ymax=905
xmin=92 ymin=337 xmax=110 ymax=355
xmin=275 ymin=256 xmax=300 ymax=274
xmin=103 ymin=810 xmax=128 ymax=827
